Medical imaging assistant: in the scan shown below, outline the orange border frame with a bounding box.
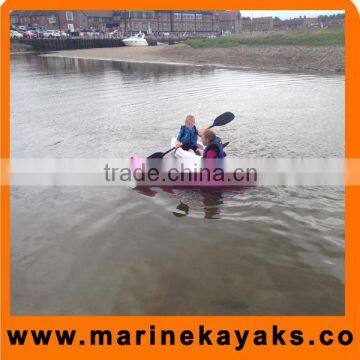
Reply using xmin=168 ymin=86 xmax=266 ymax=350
xmin=1 ymin=1 xmax=359 ymax=359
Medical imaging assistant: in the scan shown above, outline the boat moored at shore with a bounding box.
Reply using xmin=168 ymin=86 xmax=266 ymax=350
xmin=122 ymin=32 xmax=148 ymax=46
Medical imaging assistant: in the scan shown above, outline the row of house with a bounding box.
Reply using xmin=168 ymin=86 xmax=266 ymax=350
xmin=10 ymin=10 xmax=222 ymax=34
xmin=10 ymin=11 xmax=114 ymax=33
xmin=241 ymin=15 xmax=344 ymax=32
xmin=10 ymin=10 xmax=344 ymax=35
xmin=113 ymin=11 xmax=219 ymax=33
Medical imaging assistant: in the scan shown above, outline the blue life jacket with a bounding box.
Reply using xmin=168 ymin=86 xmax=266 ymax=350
xmin=203 ymin=137 xmax=226 ymax=159
xmin=177 ymin=125 xmax=198 ymax=146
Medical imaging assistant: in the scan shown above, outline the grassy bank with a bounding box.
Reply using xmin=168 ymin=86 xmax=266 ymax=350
xmin=187 ymin=28 xmax=344 ymax=48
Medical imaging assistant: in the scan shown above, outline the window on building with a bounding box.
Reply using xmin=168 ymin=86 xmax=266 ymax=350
xmin=196 ymin=14 xmax=203 ymax=20
xmin=174 ymin=13 xmax=182 ymax=20
xmin=145 ymin=12 xmax=155 ymax=19
xmin=183 ymin=13 xmax=195 ymax=20
xmin=66 ymin=11 xmax=73 ymax=21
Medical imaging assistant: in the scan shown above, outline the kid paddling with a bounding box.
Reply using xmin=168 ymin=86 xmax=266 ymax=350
xmin=175 ymin=115 xmax=203 ymax=156
xmin=201 ymin=129 xmax=226 ymax=159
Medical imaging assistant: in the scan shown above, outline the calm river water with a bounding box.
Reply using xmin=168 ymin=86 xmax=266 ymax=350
xmin=10 ymin=53 xmax=344 ymax=315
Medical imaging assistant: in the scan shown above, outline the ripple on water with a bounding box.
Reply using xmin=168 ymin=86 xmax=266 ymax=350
xmin=10 ymin=55 xmax=344 ymax=315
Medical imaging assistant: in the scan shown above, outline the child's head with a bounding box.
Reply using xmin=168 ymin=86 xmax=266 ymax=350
xmin=202 ymin=129 xmax=216 ymax=146
xmin=185 ymin=115 xmax=195 ymax=129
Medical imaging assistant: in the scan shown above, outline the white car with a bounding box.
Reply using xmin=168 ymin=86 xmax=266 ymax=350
xmin=10 ymin=30 xmax=23 ymax=39
xmin=42 ymin=30 xmax=61 ymax=38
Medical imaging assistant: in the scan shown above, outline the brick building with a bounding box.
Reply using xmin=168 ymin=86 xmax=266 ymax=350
xmin=82 ymin=11 xmax=113 ymax=31
xmin=303 ymin=17 xmax=320 ymax=28
xmin=10 ymin=10 xmax=114 ymax=32
xmin=273 ymin=17 xmax=319 ymax=30
xmin=319 ymin=17 xmax=344 ymax=28
xmin=113 ymin=11 xmax=159 ymax=34
xmin=241 ymin=16 xmax=274 ymax=32
xmin=10 ymin=11 xmax=86 ymax=32
xmin=113 ymin=10 xmax=219 ymax=35
xmin=172 ymin=11 xmax=218 ymax=33
xmin=10 ymin=10 xmax=344 ymax=35
xmin=217 ymin=11 xmax=241 ymax=33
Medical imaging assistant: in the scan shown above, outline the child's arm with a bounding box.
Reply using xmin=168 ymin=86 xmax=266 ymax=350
xmin=176 ymin=127 xmax=184 ymax=148
xmin=177 ymin=126 xmax=184 ymax=141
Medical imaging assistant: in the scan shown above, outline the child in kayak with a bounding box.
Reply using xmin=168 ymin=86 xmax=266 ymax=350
xmin=175 ymin=115 xmax=203 ymax=155
xmin=201 ymin=129 xmax=226 ymax=158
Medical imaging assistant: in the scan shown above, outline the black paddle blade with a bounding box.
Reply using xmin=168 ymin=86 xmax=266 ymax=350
xmin=223 ymin=141 xmax=229 ymax=148
xmin=148 ymin=152 xmax=164 ymax=159
xmin=213 ymin=112 xmax=235 ymax=127
xmin=148 ymin=146 xmax=176 ymax=159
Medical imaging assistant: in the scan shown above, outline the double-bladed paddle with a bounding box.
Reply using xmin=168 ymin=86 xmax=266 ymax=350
xmin=148 ymin=112 xmax=234 ymax=159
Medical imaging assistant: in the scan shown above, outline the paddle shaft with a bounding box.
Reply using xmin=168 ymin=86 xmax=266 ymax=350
xmin=161 ymin=147 xmax=176 ymax=157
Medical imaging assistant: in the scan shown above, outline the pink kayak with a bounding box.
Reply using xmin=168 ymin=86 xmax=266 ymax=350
xmin=130 ymin=155 xmax=257 ymax=188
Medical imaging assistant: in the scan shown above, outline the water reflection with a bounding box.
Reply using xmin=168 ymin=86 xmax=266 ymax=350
xmin=11 ymin=54 xmax=344 ymax=159
xmin=134 ymin=186 xmax=245 ymax=219
xmin=10 ymin=54 xmax=345 ymax=314
xmin=13 ymin=53 xmax=214 ymax=80
xmin=170 ymin=189 xmax=225 ymax=219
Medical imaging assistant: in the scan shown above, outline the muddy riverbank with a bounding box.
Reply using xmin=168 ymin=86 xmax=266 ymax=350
xmin=10 ymin=41 xmax=34 ymax=53
xmin=45 ymin=43 xmax=344 ymax=74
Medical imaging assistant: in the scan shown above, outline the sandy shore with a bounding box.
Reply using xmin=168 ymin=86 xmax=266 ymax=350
xmin=44 ymin=43 xmax=344 ymax=75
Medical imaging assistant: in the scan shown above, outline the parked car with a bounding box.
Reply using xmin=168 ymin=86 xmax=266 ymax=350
xmin=60 ymin=31 xmax=69 ymax=38
xmin=80 ymin=30 xmax=100 ymax=38
xmin=23 ymin=30 xmax=38 ymax=39
xmin=108 ymin=29 xmax=120 ymax=38
xmin=89 ymin=30 xmax=101 ymax=37
xmin=79 ymin=30 xmax=90 ymax=37
xmin=42 ymin=30 xmax=61 ymax=38
xmin=10 ymin=30 xmax=23 ymax=39
xmin=17 ymin=25 xmax=27 ymax=31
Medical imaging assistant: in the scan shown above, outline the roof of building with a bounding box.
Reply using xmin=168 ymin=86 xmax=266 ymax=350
xmin=242 ymin=16 xmax=273 ymax=24
xmin=252 ymin=17 xmax=273 ymax=24
xmin=81 ymin=11 xmax=113 ymax=18
xmin=217 ymin=11 xmax=240 ymax=21
xmin=11 ymin=10 xmax=114 ymax=18
xmin=10 ymin=11 xmax=59 ymax=17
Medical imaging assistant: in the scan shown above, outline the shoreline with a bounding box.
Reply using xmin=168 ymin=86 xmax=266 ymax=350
xmin=43 ymin=53 xmax=260 ymax=73
xmin=42 ymin=43 xmax=344 ymax=75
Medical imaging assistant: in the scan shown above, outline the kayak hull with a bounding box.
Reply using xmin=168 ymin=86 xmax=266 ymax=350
xmin=130 ymin=156 xmax=257 ymax=189
xmin=131 ymin=138 xmax=256 ymax=188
